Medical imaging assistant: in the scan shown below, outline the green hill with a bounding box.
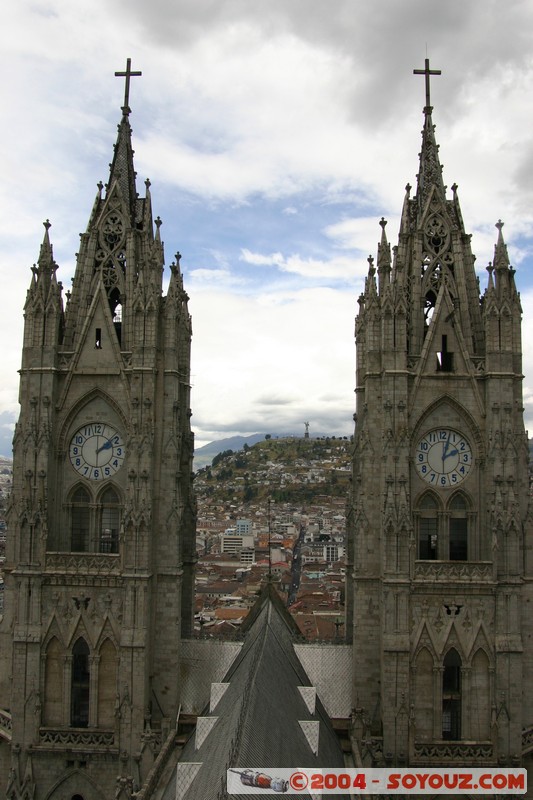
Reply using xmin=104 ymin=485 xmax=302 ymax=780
xmin=194 ymin=435 xmax=352 ymax=505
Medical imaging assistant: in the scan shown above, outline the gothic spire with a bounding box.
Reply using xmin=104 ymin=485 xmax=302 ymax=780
xmin=107 ymin=59 xmax=143 ymax=224
xmin=107 ymin=112 xmax=138 ymax=224
xmin=413 ymin=59 xmax=445 ymax=213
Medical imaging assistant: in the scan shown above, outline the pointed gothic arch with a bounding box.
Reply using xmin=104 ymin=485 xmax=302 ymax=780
xmin=70 ymin=485 xmax=91 ymax=552
xmin=416 ymin=491 xmax=441 ymax=559
xmin=448 ymin=491 xmax=470 ymax=560
xmin=97 ymin=485 xmax=121 ymax=553
xmin=43 ymin=769 xmax=106 ymax=800
xmin=71 ymin=638 xmax=90 ymax=728
xmin=442 ymin=648 xmax=462 ymax=740
xmin=58 ymin=388 xmax=128 ymax=453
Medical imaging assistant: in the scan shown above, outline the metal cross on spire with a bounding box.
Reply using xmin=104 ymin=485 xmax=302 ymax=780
xmin=114 ymin=58 xmax=142 ymax=113
xmin=413 ymin=57 xmax=441 ymax=109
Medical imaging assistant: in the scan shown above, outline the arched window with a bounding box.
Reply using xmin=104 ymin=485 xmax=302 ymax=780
xmin=442 ymin=649 xmax=461 ymax=740
xmin=416 ymin=492 xmax=471 ymax=562
xmin=418 ymin=494 xmax=438 ymax=559
xmin=71 ymin=638 xmax=90 ymax=727
xmin=71 ymin=487 xmax=90 ymax=552
xmin=68 ymin=484 xmax=122 ymax=554
xmin=449 ymin=494 xmax=468 ymax=561
xmin=99 ymin=487 xmax=120 ymax=554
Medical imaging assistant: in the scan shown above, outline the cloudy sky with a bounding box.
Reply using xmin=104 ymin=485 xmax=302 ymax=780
xmin=2 ymin=0 xmax=533 ymax=454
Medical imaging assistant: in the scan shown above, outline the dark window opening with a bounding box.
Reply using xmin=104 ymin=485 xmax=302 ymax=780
xmin=424 ymin=291 xmax=436 ymax=330
xmin=450 ymin=518 xmax=468 ymax=560
xmin=437 ymin=334 xmax=454 ymax=372
xmin=418 ymin=494 xmax=438 ymax=559
xmin=99 ymin=487 xmax=119 ymax=553
xmin=449 ymin=494 xmax=468 ymax=560
xmin=109 ymin=288 xmax=122 ymax=345
xmin=95 ymin=328 xmax=102 ymax=349
xmin=442 ymin=649 xmax=461 ymax=740
xmin=419 ymin=518 xmax=438 ymax=559
xmin=71 ymin=639 xmax=90 ymax=727
xmin=71 ymin=488 xmax=90 ymax=552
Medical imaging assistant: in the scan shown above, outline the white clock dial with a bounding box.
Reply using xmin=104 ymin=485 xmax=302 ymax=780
xmin=415 ymin=428 xmax=472 ymax=487
xmin=69 ymin=423 xmax=125 ymax=480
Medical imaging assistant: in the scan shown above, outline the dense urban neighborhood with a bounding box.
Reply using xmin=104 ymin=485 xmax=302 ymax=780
xmin=194 ymin=435 xmax=350 ymax=639
xmin=0 ymin=437 xmax=349 ymax=636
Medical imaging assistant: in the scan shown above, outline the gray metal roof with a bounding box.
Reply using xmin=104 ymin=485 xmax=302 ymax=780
xmin=161 ymin=583 xmax=349 ymax=799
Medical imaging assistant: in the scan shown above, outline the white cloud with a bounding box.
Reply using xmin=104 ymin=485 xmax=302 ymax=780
xmin=3 ymin=0 xmax=533 ymax=449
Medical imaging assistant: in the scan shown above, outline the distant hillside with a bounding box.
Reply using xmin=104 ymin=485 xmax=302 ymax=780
xmin=194 ymin=435 xmax=352 ymax=505
xmin=193 ymin=434 xmax=267 ymax=469
xmin=193 ymin=431 xmax=336 ymax=469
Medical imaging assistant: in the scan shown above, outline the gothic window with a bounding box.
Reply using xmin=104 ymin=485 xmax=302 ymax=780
xmin=416 ymin=492 xmax=471 ymax=561
xmin=68 ymin=485 xmax=121 ymax=554
xmin=449 ymin=493 xmax=468 ymax=561
xmin=436 ymin=334 xmax=454 ymax=372
xmin=71 ymin=638 xmax=90 ymax=728
xmin=71 ymin=487 xmax=90 ymax=552
xmin=99 ymin=487 xmax=120 ymax=554
xmin=442 ymin=649 xmax=461 ymax=740
xmin=424 ymin=290 xmax=436 ymax=329
xmin=108 ymin=286 xmax=122 ymax=345
xmin=418 ymin=493 xmax=438 ymax=559
xmin=44 ymin=637 xmax=63 ymax=726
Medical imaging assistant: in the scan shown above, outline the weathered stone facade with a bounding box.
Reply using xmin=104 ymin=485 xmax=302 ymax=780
xmin=0 ymin=77 xmax=196 ymax=798
xmin=347 ymin=63 xmax=533 ymax=778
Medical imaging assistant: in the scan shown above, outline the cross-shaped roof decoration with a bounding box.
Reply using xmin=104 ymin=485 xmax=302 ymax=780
xmin=413 ymin=58 xmax=441 ymax=109
xmin=114 ymin=58 xmax=142 ymax=113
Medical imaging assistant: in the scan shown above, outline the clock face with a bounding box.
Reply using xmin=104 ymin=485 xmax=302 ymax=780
xmin=69 ymin=423 xmax=125 ymax=480
xmin=415 ymin=428 xmax=472 ymax=487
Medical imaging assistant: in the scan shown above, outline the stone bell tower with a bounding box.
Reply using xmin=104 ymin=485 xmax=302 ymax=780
xmin=348 ymin=60 xmax=533 ymax=772
xmin=0 ymin=60 xmax=196 ymax=799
